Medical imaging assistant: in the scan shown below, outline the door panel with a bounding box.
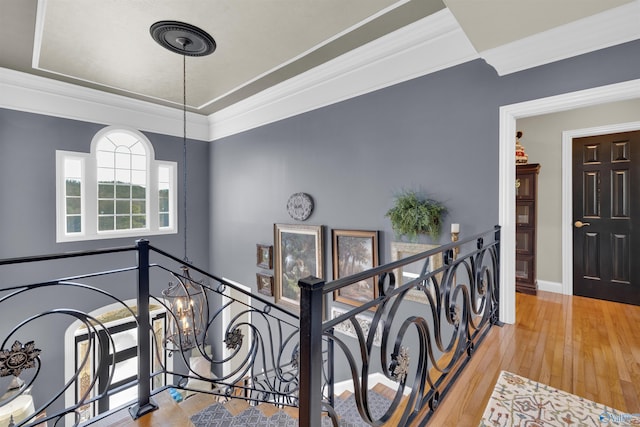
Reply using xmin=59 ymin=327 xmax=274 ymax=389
xmin=573 ymin=130 xmax=640 ymax=305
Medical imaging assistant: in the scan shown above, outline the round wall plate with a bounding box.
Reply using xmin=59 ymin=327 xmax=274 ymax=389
xmin=286 ymin=193 xmax=314 ymax=221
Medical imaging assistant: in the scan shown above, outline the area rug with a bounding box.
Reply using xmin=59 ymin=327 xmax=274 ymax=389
xmin=190 ymin=389 xmax=392 ymax=427
xmin=479 ymin=371 xmax=640 ymax=426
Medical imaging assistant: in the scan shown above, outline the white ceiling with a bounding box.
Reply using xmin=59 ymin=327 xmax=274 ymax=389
xmin=1 ymin=0 xmax=638 ymax=126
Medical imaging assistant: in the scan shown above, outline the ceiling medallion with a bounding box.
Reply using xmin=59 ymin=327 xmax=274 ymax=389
xmin=287 ymin=193 xmax=314 ymax=221
xmin=150 ymin=21 xmax=216 ymax=57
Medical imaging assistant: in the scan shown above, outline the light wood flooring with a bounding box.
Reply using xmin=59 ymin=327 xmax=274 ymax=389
xmin=97 ymin=291 xmax=640 ymax=426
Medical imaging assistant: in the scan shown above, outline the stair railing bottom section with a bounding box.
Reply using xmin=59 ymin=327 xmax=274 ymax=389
xmin=0 ymin=240 xmax=303 ymax=427
xmin=299 ymin=225 xmax=501 ymax=427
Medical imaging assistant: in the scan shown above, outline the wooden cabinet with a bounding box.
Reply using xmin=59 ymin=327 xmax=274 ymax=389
xmin=515 ymin=163 xmax=540 ymax=295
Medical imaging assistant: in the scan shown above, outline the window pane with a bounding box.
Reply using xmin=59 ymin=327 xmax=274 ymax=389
xmin=131 ymin=155 xmax=146 ymax=171
xmin=65 ymin=158 xmax=82 ymax=178
xmin=99 ymin=216 xmax=114 ymax=231
xmin=116 ymin=185 xmax=130 ymax=199
xmin=131 ymin=170 xmax=146 ymax=187
xmin=98 ymin=200 xmax=114 ymax=215
xmin=66 ymin=179 xmax=81 ymax=197
xmin=116 ymin=216 xmax=131 ymax=230
xmin=99 ymin=184 xmax=115 ymax=198
xmin=159 ymin=196 xmax=168 ymax=212
xmin=115 ymin=169 xmax=130 ymax=183
xmin=159 ymin=213 xmax=169 ymax=228
xmin=116 ymin=200 xmax=130 ymax=214
xmin=67 ymin=216 xmax=81 ymax=233
xmin=115 ymin=152 xmax=131 ymax=170
xmin=97 ymin=151 xmax=114 ymax=168
xmin=98 ymin=167 xmax=115 ymax=182
xmin=132 ymin=185 xmax=146 ymax=199
xmin=132 ymin=200 xmax=145 ymax=214
xmin=129 ymin=140 xmax=145 ymax=155
xmin=132 ymin=215 xmax=146 ymax=229
xmin=66 ymin=198 xmax=81 ymax=215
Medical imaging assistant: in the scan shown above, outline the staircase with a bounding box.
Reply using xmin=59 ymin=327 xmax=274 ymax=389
xmin=188 ymin=383 xmax=406 ymax=427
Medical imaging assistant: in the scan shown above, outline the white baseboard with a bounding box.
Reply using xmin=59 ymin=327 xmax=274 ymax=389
xmin=537 ymin=280 xmax=563 ymax=294
xmin=333 ymin=372 xmax=411 ymax=396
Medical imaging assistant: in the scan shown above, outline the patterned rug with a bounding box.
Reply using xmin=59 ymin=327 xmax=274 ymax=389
xmin=190 ymin=390 xmax=392 ymax=427
xmin=479 ymin=371 xmax=640 ymax=426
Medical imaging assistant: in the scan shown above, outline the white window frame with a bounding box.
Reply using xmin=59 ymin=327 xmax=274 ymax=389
xmin=56 ymin=126 xmax=177 ymax=243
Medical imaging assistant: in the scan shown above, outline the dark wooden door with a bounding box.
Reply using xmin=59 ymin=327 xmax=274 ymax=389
xmin=573 ymin=130 xmax=640 ymax=305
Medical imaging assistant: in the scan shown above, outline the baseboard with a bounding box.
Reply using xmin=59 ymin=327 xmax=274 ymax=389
xmin=537 ymin=280 xmax=563 ymax=294
xmin=333 ymin=373 xmax=411 ymax=396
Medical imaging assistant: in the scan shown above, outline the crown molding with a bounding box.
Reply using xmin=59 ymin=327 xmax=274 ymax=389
xmin=481 ymin=0 xmax=640 ymax=76
xmin=0 ymin=67 xmax=210 ymax=141
xmin=208 ymin=8 xmax=478 ymax=141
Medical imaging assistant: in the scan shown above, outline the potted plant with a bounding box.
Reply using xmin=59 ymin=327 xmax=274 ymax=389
xmin=386 ymin=190 xmax=446 ymax=241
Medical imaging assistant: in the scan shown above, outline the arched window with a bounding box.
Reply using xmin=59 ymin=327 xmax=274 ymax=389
xmin=56 ymin=126 xmax=177 ymax=242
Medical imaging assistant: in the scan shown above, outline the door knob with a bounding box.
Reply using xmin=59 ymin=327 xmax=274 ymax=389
xmin=574 ymin=220 xmax=591 ymax=228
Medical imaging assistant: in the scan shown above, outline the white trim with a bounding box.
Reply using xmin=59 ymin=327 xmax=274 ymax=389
xmin=482 ymin=1 xmax=640 ymax=76
xmin=333 ymin=372 xmax=411 ymax=397
xmin=0 ymin=67 xmax=210 ymax=141
xmin=561 ymin=121 xmax=640 ymax=296
xmin=536 ymin=280 xmax=563 ymax=294
xmin=63 ymin=299 xmax=169 ymax=422
xmin=208 ymin=9 xmax=478 ymax=140
xmin=498 ymin=78 xmax=640 ymax=324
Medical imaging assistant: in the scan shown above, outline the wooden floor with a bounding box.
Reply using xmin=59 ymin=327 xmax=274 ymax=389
xmin=97 ymin=291 xmax=640 ymax=426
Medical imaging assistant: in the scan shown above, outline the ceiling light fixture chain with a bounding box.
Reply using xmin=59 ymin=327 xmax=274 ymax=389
xmin=182 ymin=44 xmax=188 ymax=263
xmin=150 ymin=21 xmax=216 ymax=264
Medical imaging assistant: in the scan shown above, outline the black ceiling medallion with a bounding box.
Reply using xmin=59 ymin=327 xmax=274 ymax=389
xmin=150 ymin=21 xmax=216 ymax=57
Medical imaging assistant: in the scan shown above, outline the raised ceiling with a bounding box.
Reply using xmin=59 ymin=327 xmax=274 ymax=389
xmin=0 ymin=0 xmax=638 ymax=120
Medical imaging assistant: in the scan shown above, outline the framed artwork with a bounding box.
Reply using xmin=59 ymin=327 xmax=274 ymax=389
xmin=256 ymin=244 xmax=273 ymax=269
xmin=332 ymin=229 xmax=379 ymax=307
xmin=257 ymin=273 xmax=274 ymax=296
xmin=331 ymin=307 xmax=382 ymax=347
xmin=274 ymin=223 xmax=324 ymax=309
xmin=390 ymin=242 xmax=443 ymax=304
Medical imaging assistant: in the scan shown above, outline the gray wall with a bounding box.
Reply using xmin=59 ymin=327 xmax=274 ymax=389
xmin=209 ymin=40 xmax=640 ymax=298
xmin=518 ymin=99 xmax=640 ymax=284
xmin=0 ymin=108 xmax=210 ymax=414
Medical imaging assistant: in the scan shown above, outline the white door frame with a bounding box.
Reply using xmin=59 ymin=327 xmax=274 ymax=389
xmin=498 ymin=78 xmax=640 ymax=324
xmin=561 ymin=121 xmax=640 ymax=296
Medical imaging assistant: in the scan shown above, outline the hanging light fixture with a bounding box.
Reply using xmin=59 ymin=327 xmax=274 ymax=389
xmin=150 ymin=21 xmax=216 ymax=352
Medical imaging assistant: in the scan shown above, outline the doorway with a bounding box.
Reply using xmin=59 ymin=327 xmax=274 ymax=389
xmin=498 ymin=78 xmax=640 ymax=324
xmin=571 ymin=130 xmax=640 ymax=304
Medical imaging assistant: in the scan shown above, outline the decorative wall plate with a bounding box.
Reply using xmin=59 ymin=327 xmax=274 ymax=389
xmin=286 ymin=192 xmax=313 ymax=221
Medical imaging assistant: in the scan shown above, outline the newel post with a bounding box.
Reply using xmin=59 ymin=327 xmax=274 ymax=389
xmin=129 ymin=239 xmax=158 ymax=419
xmin=298 ymin=276 xmax=325 ymax=427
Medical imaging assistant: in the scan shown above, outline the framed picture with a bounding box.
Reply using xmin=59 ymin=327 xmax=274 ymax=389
xmin=274 ymin=223 xmax=324 ymax=309
xmin=390 ymin=242 xmax=443 ymax=304
xmin=332 ymin=229 xmax=379 ymax=307
xmin=257 ymin=273 xmax=274 ymax=296
xmin=331 ymin=306 xmax=382 ymax=346
xmin=256 ymin=244 xmax=273 ymax=269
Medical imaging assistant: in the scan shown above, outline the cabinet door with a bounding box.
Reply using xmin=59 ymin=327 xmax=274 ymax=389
xmin=516 ymin=202 xmax=535 ymax=227
xmin=515 ymin=228 xmax=534 ymax=255
xmin=516 ymin=173 xmax=535 ymax=199
xmin=516 ymin=256 xmax=534 ymax=283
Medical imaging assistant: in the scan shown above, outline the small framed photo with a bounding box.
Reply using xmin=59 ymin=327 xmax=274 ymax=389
xmin=257 ymin=273 xmax=274 ymax=296
xmin=257 ymin=244 xmax=273 ymax=269
xmin=332 ymin=229 xmax=379 ymax=307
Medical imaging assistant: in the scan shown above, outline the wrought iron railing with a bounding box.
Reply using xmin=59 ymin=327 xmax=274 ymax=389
xmin=0 ymin=225 xmax=499 ymax=427
xmin=299 ymin=226 xmax=501 ymax=426
xmin=0 ymin=241 xmax=304 ymax=427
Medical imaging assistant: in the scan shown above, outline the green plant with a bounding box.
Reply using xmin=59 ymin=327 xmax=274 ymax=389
xmin=385 ymin=190 xmax=446 ymax=241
